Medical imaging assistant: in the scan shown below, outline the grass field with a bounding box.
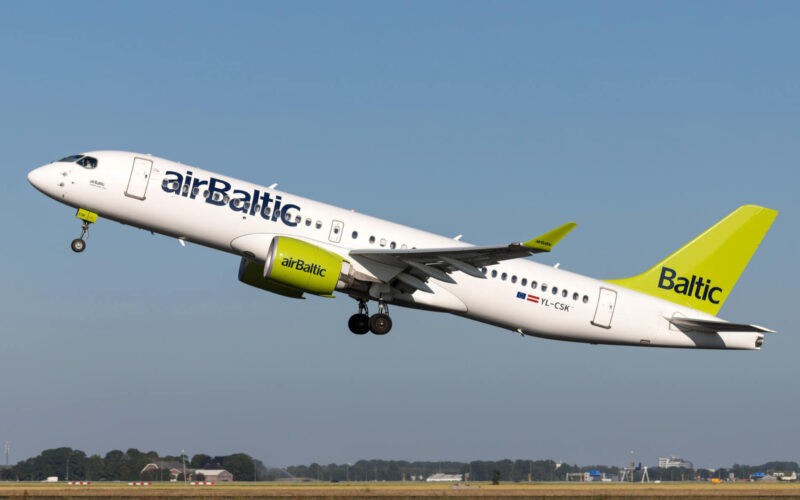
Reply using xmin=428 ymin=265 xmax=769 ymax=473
xmin=1 ymin=481 xmax=800 ymax=499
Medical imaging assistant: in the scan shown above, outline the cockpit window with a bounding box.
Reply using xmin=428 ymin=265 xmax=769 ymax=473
xmin=57 ymin=155 xmax=84 ymax=163
xmin=55 ymin=155 xmax=98 ymax=169
xmin=77 ymin=156 xmax=97 ymax=169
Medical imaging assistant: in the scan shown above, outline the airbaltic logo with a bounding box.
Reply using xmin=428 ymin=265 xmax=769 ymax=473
xmin=161 ymin=170 xmax=301 ymax=227
xmin=281 ymin=257 xmax=326 ymax=277
xmin=657 ymin=267 xmax=723 ymax=304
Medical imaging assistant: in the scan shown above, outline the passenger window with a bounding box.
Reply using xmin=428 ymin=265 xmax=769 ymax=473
xmin=369 ymin=236 xmax=376 ymax=244
xmin=203 ymin=190 xmax=210 ymax=199
xmin=295 ymin=215 xmax=301 ymax=224
xmin=380 ymin=238 xmax=386 ymax=247
xmin=352 ymin=231 xmax=358 ymax=239
xmin=573 ymin=292 xmax=579 ymax=301
xmin=481 ymin=267 xmax=487 ymax=274
xmin=264 ymin=207 xmax=271 ymax=217
xmin=305 ymin=218 xmax=312 ymax=226
xmin=401 ymin=244 xmax=407 ymax=249
xmin=182 ymin=184 xmax=189 ymax=195
xmin=253 ymin=204 xmax=260 ymax=213
xmin=501 ymin=272 xmax=507 ymax=281
xmin=531 ymin=281 xmax=538 ymax=289
xmin=315 ymin=221 xmax=322 ymax=229
xmin=390 ymin=241 xmax=396 ymax=249
xmin=511 ymin=275 xmax=517 ymax=283
xmin=333 ymin=226 xmax=340 ymax=234
xmin=562 ymin=289 xmax=568 ymax=298
xmin=521 ymin=278 xmax=527 ymax=286
xmin=192 ymin=187 xmax=199 ymax=197
xmin=223 ymin=194 xmax=230 ymax=204
xmin=541 ymin=284 xmax=548 ymax=292
xmin=552 ymin=286 xmax=558 ymax=295
xmin=491 ymin=270 xmax=498 ymax=278
xmin=583 ymin=295 xmax=589 ymax=303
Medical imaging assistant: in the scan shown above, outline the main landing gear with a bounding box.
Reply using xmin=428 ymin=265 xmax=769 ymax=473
xmin=348 ymin=299 xmax=392 ymax=335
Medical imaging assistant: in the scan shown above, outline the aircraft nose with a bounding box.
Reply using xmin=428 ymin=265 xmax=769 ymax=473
xmin=27 ymin=166 xmax=48 ymax=188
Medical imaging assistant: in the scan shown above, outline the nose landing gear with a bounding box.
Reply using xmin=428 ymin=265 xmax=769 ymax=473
xmin=71 ymin=209 xmax=97 ymax=253
xmin=348 ymin=299 xmax=393 ymax=335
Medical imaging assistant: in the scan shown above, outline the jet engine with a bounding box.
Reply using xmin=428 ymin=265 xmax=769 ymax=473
xmin=238 ymin=236 xmax=354 ymax=298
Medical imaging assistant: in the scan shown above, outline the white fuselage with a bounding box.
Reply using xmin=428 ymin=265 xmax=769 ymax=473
xmin=28 ymin=151 xmax=764 ymax=349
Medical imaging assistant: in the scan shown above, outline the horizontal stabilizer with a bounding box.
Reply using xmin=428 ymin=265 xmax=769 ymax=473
xmin=668 ymin=317 xmax=775 ymax=334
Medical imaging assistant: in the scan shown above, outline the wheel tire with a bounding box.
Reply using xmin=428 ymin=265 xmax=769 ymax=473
xmin=348 ymin=313 xmax=370 ymax=335
xmin=71 ymin=239 xmax=86 ymax=253
xmin=369 ymin=313 xmax=392 ymax=335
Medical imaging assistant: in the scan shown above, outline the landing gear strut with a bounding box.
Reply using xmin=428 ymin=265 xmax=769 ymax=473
xmin=71 ymin=220 xmax=90 ymax=253
xmin=348 ymin=299 xmax=393 ymax=335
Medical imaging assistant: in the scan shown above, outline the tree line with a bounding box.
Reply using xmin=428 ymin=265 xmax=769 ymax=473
xmin=0 ymin=449 xmax=796 ymax=482
xmin=0 ymin=448 xmax=265 ymax=482
xmin=285 ymin=459 xmax=800 ymax=482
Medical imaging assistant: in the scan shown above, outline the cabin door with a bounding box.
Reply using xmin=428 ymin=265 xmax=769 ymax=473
xmin=125 ymin=157 xmax=153 ymax=200
xmin=591 ymin=287 xmax=617 ymax=328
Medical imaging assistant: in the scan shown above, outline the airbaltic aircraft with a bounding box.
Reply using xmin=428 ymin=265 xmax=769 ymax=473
xmin=28 ymin=151 xmax=777 ymax=349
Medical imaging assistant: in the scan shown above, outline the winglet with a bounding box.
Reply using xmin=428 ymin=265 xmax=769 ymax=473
xmin=523 ymin=222 xmax=577 ymax=252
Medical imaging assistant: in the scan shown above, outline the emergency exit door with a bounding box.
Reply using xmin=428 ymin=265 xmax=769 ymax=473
xmin=591 ymin=287 xmax=617 ymax=328
xmin=329 ymin=220 xmax=344 ymax=243
xmin=125 ymin=157 xmax=153 ymax=200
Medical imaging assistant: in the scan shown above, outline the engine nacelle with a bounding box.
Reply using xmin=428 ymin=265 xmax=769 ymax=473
xmin=263 ymin=236 xmax=352 ymax=296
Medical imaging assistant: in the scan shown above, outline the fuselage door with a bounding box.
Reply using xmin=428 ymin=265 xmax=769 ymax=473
xmin=125 ymin=157 xmax=153 ymax=200
xmin=591 ymin=287 xmax=617 ymax=329
xmin=329 ymin=220 xmax=344 ymax=243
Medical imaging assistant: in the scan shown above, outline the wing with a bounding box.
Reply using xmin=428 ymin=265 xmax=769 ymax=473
xmin=349 ymin=222 xmax=576 ymax=294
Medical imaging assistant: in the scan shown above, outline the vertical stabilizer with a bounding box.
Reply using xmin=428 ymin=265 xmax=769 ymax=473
xmin=607 ymin=205 xmax=777 ymax=315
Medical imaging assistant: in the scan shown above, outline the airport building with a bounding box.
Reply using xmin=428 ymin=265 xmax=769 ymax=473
xmin=194 ymin=469 xmax=234 ymax=482
xmin=140 ymin=461 xmax=233 ymax=481
xmin=658 ymin=456 xmax=693 ymax=469
xmin=425 ymin=473 xmax=463 ymax=482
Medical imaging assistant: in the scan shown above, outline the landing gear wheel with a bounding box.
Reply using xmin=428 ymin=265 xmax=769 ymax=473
xmin=71 ymin=238 xmax=86 ymax=253
xmin=348 ymin=314 xmax=370 ymax=335
xmin=369 ymin=313 xmax=392 ymax=335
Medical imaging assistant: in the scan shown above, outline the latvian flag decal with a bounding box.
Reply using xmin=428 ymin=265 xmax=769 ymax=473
xmin=516 ymin=291 xmax=540 ymax=303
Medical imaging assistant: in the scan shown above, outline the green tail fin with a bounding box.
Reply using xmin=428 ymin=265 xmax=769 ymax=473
xmin=607 ymin=205 xmax=777 ymax=315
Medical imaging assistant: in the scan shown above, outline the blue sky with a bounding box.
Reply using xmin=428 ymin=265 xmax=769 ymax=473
xmin=0 ymin=1 xmax=797 ymax=469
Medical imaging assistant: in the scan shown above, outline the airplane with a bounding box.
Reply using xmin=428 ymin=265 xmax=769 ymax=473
xmin=27 ymin=151 xmax=778 ymax=349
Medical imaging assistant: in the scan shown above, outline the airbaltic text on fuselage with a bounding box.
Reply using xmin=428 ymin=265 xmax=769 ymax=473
xmin=281 ymin=257 xmax=326 ymax=277
xmin=657 ymin=266 xmax=722 ymax=304
xmin=161 ymin=171 xmax=301 ymax=227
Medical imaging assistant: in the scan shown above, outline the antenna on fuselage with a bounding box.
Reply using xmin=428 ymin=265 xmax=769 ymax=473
xmin=268 ymin=183 xmax=278 ymax=189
